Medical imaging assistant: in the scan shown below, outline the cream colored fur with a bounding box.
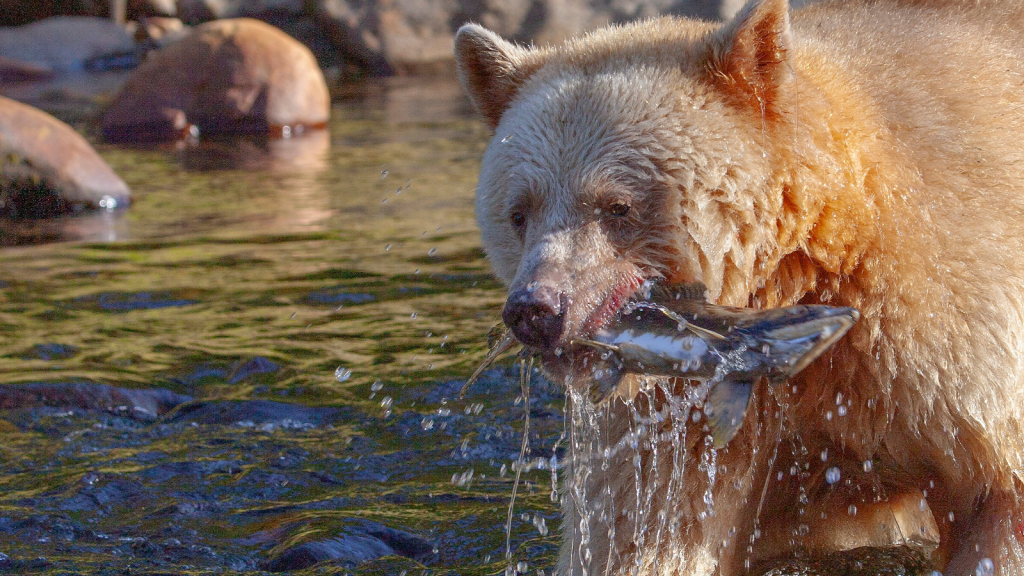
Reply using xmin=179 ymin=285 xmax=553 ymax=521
xmin=455 ymin=0 xmax=1024 ymax=573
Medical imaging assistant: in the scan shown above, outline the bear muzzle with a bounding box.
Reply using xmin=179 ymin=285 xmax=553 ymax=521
xmin=502 ymin=285 xmax=569 ymax=349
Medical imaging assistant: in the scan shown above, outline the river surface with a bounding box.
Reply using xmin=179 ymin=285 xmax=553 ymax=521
xmin=0 ymin=76 xmax=564 ymax=575
xmin=0 ymin=74 xmax=934 ymax=576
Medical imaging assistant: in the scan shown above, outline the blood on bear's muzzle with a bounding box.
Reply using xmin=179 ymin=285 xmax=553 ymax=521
xmin=502 ymin=285 xmax=567 ymax=349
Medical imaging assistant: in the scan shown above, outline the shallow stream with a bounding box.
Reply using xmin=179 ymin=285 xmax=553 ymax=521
xmin=0 ymin=76 xmax=563 ymax=575
xmin=0 ymin=74 xmax=934 ymax=576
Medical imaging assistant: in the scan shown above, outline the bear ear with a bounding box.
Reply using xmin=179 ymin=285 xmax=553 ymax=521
xmin=455 ymin=24 xmax=544 ymax=129
xmin=706 ymin=0 xmax=793 ymax=119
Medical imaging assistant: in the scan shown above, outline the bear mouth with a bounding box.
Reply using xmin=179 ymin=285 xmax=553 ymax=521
xmin=533 ymin=274 xmax=646 ymax=383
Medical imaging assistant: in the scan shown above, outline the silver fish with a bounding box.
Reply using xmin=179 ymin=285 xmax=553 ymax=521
xmin=574 ymin=282 xmax=860 ymax=447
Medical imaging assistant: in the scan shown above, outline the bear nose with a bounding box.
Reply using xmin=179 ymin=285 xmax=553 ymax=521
xmin=502 ymin=286 xmax=567 ymax=349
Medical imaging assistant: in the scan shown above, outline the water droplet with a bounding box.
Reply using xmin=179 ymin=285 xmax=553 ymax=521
xmin=98 ymin=195 xmax=118 ymax=210
xmin=532 ymin=515 xmax=549 ymax=536
xmin=381 ymin=169 xmax=389 ymax=179
xmin=334 ymin=367 xmax=352 ymax=382
xmin=501 ymin=134 xmax=514 ymax=143
xmin=919 ymin=498 xmax=927 ymax=511
xmin=975 ymin=558 xmax=994 ymax=576
xmin=826 ymin=467 xmax=841 ymax=484
xmin=820 ymin=449 xmax=828 ymax=462
xmin=826 ymin=410 xmax=833 ymax=421
xmin=410 ymin=312 xmax=418 ymax=320
xmin=862 ymin=459 xmax=873 ymax=472
xmin=428 ymin=248 xmax=437 ymax=256
xmin=421 ymin=417 xmax=434 ymax=430
xmin=371 ymin=380 xmax=384 ymax=392
xmin=385 ymin=244 xmax=392 ymax=251
xmin=848 ymin=504 xmax=857 ymax=516
xmin=948 ymin=511 xmax=955 ymax=522
xmin=837 ymin=405 xmax=848 ymax=417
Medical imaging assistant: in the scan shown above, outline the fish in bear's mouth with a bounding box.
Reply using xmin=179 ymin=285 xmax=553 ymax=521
xmin=465 ymin=280 xmax=860 ymax=447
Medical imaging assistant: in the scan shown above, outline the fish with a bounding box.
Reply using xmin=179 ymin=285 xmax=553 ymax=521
xmin=573 ymin=282 xmax=860 ymax=446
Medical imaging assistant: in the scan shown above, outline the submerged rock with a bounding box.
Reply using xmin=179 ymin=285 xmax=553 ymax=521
xmin=167 ymin=399 xmax=342 ymax=427
xmin=0 ymin=382 xmax=191 ymax=420
xmin=102 ymin=18 xmax=331 ymax=141
xmin=262 ymin=518 xmax=434 ymax=571
xmin=0 ymin=96 xmax=131 ymax=218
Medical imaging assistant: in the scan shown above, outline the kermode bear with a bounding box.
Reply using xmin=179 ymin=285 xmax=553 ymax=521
xmin=455 ymin=0 xmax=1024 ymax=574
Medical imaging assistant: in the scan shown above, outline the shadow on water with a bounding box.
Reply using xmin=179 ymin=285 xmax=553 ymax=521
xmin=0 ymin=76 xmax=563 ymax=575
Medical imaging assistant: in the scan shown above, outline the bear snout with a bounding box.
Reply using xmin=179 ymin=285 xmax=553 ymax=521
xmin=502 ymin=286 xmax=567 ymax=349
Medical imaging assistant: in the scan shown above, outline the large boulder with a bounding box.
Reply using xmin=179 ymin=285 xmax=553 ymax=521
xmin=0 ymin=96 xmax=131 ymax=218
xmin=0 ymin=0 xmax=177 ymax=26
xmin=102 ymin=18 xmax=331 ymax=141
xmin=0 ymin=16 xmax=137 ymax=72
xmin=315 ymin=0 xmax=740 ymax=76
xmin=176 ymin=0 xmax=309 ymax=23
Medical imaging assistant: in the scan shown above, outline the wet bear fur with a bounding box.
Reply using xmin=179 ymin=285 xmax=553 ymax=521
xmin=455 ymin=0 xmax=1024 ymax=573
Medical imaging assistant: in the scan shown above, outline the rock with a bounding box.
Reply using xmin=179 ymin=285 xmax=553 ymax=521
xmin=102 ymin=18 xmax=331 ymax=141
xmin=0 ymin=0 xmax=176 ymax=26
xmin=177 ymin=0 xmax=310 ymax=24
xmin=131 ymin=0 xmax=179 ymax=18
xmin=0 ymin=16 xmax=137 ymax=72
xmin=167 ymin=399 xmax=342 ymax=428
xmin=315 ymin=0 xmax=739 ymax=76
xmin=0 ymin=382 xmax=191 ymax=420
xmin=134 ymin=16 xmax=190 ymax=50
xmin=262 ymin=519 xmax=433 ymax=571
xmin=0 ymin=96 xmax=131 ymax=218
xmin=0 ymin=56 xmax=54 ymax=83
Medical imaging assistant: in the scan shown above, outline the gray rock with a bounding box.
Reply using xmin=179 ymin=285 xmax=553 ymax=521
xmin=0 ymin=381 xmax=190 ymax=420
xmin=262 ymin=519 xmax=434 ymax=571
xmin=0 ymin=0 xmax=177 ymax=26
xmin=0 ymin=16 xmax=136 ymax=72
xmin=177 ymin=0 xmax=310 ymax=23
xmin=0 ymin=96 xmax=131 ymax=217
xmin=314 ymin=0 xmax=742 ymax=76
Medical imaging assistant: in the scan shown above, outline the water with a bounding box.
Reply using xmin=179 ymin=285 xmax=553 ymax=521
xmin=0 ymin=77 xmax=563 ymax=574
xmin=0 ymin=75 xmax=938 ymax=576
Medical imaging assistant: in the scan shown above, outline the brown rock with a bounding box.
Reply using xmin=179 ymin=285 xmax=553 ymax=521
xmin=102 ymin=18 xmax=331 ymax=141
xmin=0 ymin=96 xmax=131 ymax=218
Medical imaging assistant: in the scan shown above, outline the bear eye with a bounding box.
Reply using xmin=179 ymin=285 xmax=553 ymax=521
xmin=510 ymin=211 xmax=527 ymax=228
xmin=609 ymin=202 xmax=631 ymax=217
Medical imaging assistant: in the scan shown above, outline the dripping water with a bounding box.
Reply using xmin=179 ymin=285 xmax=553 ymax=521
xmin=506 ymin=356 xmax=535 ymax=572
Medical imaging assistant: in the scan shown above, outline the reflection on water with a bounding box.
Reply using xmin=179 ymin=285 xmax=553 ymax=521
xmin=0 ymin=78 xmax=563 ymax=575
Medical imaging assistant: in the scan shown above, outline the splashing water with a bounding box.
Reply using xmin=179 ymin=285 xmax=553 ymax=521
xmin=506 ymin=356 xmax=535 ymax=572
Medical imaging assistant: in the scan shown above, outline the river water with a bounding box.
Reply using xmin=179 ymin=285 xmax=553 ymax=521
xmin=0 ymin=74 xmax=937 ymax=576
xmin=0 ymin=76 xmax=563 ymax=574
